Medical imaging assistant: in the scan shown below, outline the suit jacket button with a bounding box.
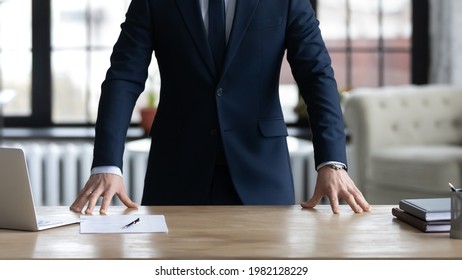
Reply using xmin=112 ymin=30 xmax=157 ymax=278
xmin=210 ymin=129 xmax=218 ymax=136
xmin=216 ymin=88 xmax=223 ymax=96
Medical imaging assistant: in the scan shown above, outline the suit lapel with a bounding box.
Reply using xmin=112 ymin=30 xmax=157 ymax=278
xmin=222 ymin=0 xmax=260 ymax=78
xmin=175 ymin=0 xmax=216 ymax=77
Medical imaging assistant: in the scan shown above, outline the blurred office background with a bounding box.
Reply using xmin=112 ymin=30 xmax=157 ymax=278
xmin=0 ymin=0 xmax=460 ymax=205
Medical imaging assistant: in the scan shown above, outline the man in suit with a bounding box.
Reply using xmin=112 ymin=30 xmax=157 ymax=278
xmin=71 ymin=0 xmax=370 ymax=214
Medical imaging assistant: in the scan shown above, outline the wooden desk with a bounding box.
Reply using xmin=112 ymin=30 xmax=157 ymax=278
xmin=1 ymin=205 xmax=461 ymax=259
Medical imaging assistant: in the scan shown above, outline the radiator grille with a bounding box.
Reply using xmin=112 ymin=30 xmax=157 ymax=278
xmin=1 ymin=141 xmax=147 ymax=206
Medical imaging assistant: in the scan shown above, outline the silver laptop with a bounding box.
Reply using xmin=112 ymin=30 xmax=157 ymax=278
xmin=0 ymin=147 xmax=80 ymax=231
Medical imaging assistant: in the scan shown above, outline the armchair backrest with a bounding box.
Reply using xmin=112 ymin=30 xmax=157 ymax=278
xmin=343 ymin=84 xmax=462 ymax=189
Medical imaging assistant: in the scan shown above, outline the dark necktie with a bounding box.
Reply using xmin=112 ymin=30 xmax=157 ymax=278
xmin=208 ymin=0 xmax=226 ymax=73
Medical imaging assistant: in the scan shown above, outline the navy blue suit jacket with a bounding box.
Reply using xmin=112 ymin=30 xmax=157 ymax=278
xmin=93 ymin=0 xmax=347 ymax=205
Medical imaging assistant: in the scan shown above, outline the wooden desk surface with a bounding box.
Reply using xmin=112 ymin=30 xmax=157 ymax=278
xmin=1 ymin=205 xmax=461 ymax=259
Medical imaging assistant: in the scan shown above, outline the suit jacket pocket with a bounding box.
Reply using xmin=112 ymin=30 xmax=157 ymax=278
xmin=258 ymin=119 xmax=288 ymax=137
xmin=248 ymin=17 xmax=282 ymax=31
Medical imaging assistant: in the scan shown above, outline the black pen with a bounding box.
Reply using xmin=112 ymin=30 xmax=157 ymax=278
xmin=122 ymin=217 xmax=140 ymax=229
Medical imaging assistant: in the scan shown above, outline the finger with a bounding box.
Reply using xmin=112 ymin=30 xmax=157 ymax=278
xmin=328 ymin=195 xmax=340 ymax=214
xmin=85 ymin=190 xmax=103 ymax=215
xmin=355 ymin=192 xmax=372 ymax=212
xmin=345 ymin=181 xmax=371 ymax=212
xmin=70 ymin=175 xmax=99 ymax=212
xmin=117 ymin=191 xmax=139 ymax=209
xmin=70 ymin=195 xmax=85 ymax=213
xmin=301 ymin=183 xmax=325 ymax=208
xmin=345 ymin=183 xmax=371 ymax=213
xmin=343 ymin=193 xmax=363 ymax=213
xmin=70 ymin=188 xmax=93 ymax=213
xmin=301 ymin=192 xmax=322 ymax=209
xmin=99 ymin=194 xmax=114 ymax=215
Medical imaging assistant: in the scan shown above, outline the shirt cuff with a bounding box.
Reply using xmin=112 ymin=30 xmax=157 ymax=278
xmin=316 ymin=161 xmax=347 ymax=171
xmin=91 ymin=166 xmax=123 ymax=177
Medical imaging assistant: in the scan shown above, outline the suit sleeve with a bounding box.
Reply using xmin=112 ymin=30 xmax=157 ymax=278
xmin=92 ymin=0 xmax=155 ymax=170
xmin=285 ymin=0 xmax=347 ymax=167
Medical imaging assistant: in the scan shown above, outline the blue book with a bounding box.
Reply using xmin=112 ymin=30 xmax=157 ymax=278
xmin=399 ymin=198 xmax=451 ymax=222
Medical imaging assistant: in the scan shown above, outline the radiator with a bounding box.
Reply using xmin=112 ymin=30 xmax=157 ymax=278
xmin=1 ymin=141 xmax=148 ymax=206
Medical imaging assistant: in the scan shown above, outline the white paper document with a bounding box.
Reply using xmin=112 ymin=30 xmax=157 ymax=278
xmin=80 ymin=215 xmax=168 ymax=234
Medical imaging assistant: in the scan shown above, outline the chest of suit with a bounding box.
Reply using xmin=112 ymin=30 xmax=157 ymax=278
xmin=149 ymin=0 xmax=289 ymax=132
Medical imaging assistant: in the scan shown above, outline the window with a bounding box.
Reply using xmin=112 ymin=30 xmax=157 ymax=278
xmin=1 ymin=0 xmax=140 ymax=126
xmin=0 ymin=0 xmax=32 ymax=118
xmin=1 ymin=0 xmax=426 ymax=128
xmin=51 ymin=0 xmax=133 ymax=124
xmin=280 ymin=0 xmax=416 ymax=125
xmin=318 ymin=0 xmax=412 ymax=89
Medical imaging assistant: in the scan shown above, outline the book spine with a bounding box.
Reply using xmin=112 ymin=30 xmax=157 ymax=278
xmin=392 ymin=208 xmax=426 ymax=232
xmin=398 ymin=201 xmax=427 ymax=220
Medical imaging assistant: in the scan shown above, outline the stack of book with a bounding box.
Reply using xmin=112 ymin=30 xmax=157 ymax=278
xmin=392 ymin=198 xmax=451 ymax=233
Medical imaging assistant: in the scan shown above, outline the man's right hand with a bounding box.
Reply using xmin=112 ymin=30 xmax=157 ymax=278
xmin=70 ymin=173 xmax=138 ymax=214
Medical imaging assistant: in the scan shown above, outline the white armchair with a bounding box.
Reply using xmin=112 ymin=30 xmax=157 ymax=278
xmin=343 ymin=85 xmax=462 ymax=204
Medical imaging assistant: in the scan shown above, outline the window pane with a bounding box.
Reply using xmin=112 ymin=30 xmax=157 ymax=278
xmin=383 ymin=0 xmax=412 ymax=48
xmin=383 ymin=52 xmax=411 ymax=85
xmin=329 ymin=52 xmax=348 ymax=90
xmin=317 ymin=0 xmax=412 ymax=91
xmin=0 ymin=51 xmax=32 ymax=116
xmin=51 ymin=0 xmax=130 ymax=124
xmin=318 ymin=0 xmax=348 ymax=48
xmin=52 ymin=51 xmax=87 ymax=123
xmin=52 ymin=1 xmax=87 ymax=49
xmin=89 ymin=0 xmax=130 ymax=46
xmin=350 ymin=0 xmax=380 ymax=49
xmin=52 ymin=0 xmax=130 ymax=48
xmin=351 ymin=52 xmax=379 ymax=88
xmin=0 ymin=0 xmax=32 ymax=117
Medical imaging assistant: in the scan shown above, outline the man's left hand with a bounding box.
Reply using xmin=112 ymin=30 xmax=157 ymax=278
xmin=301 ymin=166 xmax=371 ymax=214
